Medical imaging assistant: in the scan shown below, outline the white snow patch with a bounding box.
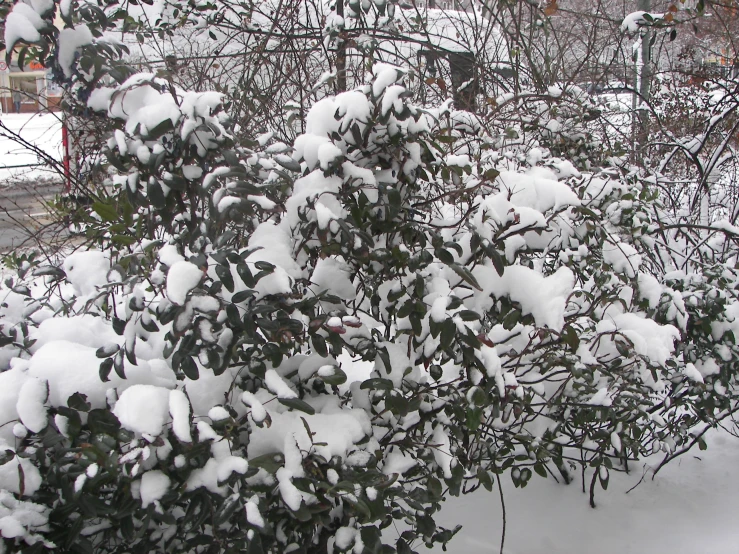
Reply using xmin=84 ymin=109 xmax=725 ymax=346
xmin=166 ymin=261 xmax=203 ymax=305
xmin=113 ymin=385 xmax=171 ymax=436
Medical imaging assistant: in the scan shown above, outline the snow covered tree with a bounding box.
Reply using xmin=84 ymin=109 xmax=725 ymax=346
xmin=2 ymin=0 xmax=739 ymax=553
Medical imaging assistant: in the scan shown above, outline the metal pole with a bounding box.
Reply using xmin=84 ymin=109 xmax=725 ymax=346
xmin=62 ymin=115 xmax=71 ymax=195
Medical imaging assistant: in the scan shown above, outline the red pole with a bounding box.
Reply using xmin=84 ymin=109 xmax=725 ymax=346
xmin=62 ymin=115 xmax=71 ymax=195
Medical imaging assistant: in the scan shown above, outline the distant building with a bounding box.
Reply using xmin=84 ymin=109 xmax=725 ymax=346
xmin=0 ymin=5 xmax=63 ymax=113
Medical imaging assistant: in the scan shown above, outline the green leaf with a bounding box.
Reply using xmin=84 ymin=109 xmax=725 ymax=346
xmin=312 ymin=334 xmax=328 ymax=357
xmin=457 ymin=310 xmax=480 ymax=321
xmin=112 ymin=317 xmax=127 ymax=335
xmin=237 ymin=263 xmax=256 ymax=288
xmin=247 ymin=535 xmax=265 ymax=554
xmin=232 ymin=290 xmax=254 ymax=303
xmin=477 ymin=467 xmax=493 ymax=491
xmin=277 ymin=397 xmax=316 ymax=415
xmin=489 ymin=248 xmax=506 ymax=277
xmin=387 ymin=187 xmax=401 ymax=208
xmin=96 ymin=343 xmax=119 ymax=359
xmin=249 ymin=452 xmax=284 ymax=474
xmin=0 ymin=450 xmax=15 ymax=466
xmin=180 ymin=355 xmax=199 ymax=380
xmin=436 ymin=248 xmax=455 ymax=265
xmin=319 ymin=366 xmax=347 ymax=386
xmin=147 ymin=181 xmax=166 ymax=209
xmin=113 ymin=350 xmax=126 ymax=379
xmin=99 ymin=358 xmax=114 ymax=382
xmin=360 ymin=378 xmax=394 ymax=391
xmin=275 ymin=157 xmax=301 ymax=172
xmin=385 ymin=393 xmax=410 ymax=416
xmin=215 ymin=264 xmax=234 ymax=292
xmin=112 ymin=234 xmax=137 ymax=246
xmin=483 ymin=168 xmax=500 ymax=181
xmin=561 ymin=325 xmax=580 ymax=351
xmin=87 ymin=409 xmax=120 ymax=436
xmin=146 ymin=117 xmax=174 ymax=140
xmin=92 ymin=201 xmax=118 ymax=222
xmin=598 ymin=466 xmax=609 ymax=490
xmin=450 ymin=262 xmax=482 ymax=291
xmin=440 ymin=319 xmax=456 ymax=349
xmin=140 ymin=317 xmax=159 ymax=333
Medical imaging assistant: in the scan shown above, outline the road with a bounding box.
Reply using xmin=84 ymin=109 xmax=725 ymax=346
xmin=0 ymin=181 xmax=66 ymax=252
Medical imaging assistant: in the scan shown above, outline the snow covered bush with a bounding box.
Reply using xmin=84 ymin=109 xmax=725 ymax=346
xmin=4 ymin=0 xmax=739 ymax=552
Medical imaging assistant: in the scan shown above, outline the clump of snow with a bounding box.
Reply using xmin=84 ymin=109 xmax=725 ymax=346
xmin=335 ymin=526 xmax=358 ymax=550
xmin=603 ymin=240 xmax=641 ymax=278
xmin=140 ymin=470 xmax=170 ymax=507
xmin=595 ymin=313 xmax=680 ymax=367
xmin=245 ymin=499 xmax=264 ymax=527
xmin=276 ymin=467 xmax=303 ymax=511
xmin=58 ymin=26 xmax=94 ymax=78
xmin=310 ymin=257 xmax=356 ymax=300
xmin=26 ymin=341 xmax=173 ymax=415
xmin=248 ymin=406 xmax=370 ymax=471
xmin=169 ymin=390 xmax=193 ymax=443
xmin=241 ymin=391 xmax=267 ymax=423
xmin=431 ymin=426 xmax=453 ymax=479
xmin=264 ymin=369 xmax=298 ymax=399
xmin=4 ymin=2 xmax=48 ymax=48
xmin=0 ymin=491 xmax=52 ymax=549
xmin=621 ymin=11 xmax=664 ymax=33
xmin=0 ymin=442 xmax=42 ymax=496
xmin=470 ymin=265 xmax=575 ymax=331
xmin=383 ymin=450 xmax=417 ymax=476
xmin=62 ymin=251 xmax=111 ymax=297
xmin=166 ymin=261 xmax=203 ymax=305
xmin=239 ymin=221 xmax=301 ymax=298
xmin=16 ymin=377 xmax=48 ymax=434
xmin=372 ymin=63 xmax=405 ymax=97
xmin=31 ymin=315 xmax=121 ymax=351
xmin=186 ymin=456 xmax=249 ymax=495
xmin=113 ymin=385 xmax=171 ymax=436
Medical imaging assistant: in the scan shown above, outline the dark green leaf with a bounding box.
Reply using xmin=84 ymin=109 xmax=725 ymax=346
xmin=0 ymin=450 xmax=15 ymax=466
xmin=215 ymin=264 xmax=234 ymax=292
xmin=360 ymin=378 xmax=394 ymax=391
xmin=277 ymin=397 xmax=316 ymax=415
xmin=92 ymin=201 xmax=118 ymax=222
xmin=318 ymin=366 xmax=347 ymax=386
xmin=99 ymin=358 xmax=114 ymax=382
xmin=450 ymin=262 xmax=482 ymax=290
xmin=477 ymin=467 xmax=493 ymax=491
xmin=113 ymin=350 xmax=126 ymax=379
xmin=180 ymin=355 xmax=199 ymax=380
xmin=312 ymin=334 xmax=328 ymax=357
xmin=249 ymin=452 xmax=284 ymax=474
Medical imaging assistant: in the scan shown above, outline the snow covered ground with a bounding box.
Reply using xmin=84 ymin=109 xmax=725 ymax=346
xmin=0 ymin=112 xmax=63 ymax=183
xmin=424 ymin=427 xmax=739 ymax=554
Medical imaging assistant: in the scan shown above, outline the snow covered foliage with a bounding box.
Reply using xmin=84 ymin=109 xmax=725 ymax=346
xmin=3 ymin=0 xmax=739 ymax=552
